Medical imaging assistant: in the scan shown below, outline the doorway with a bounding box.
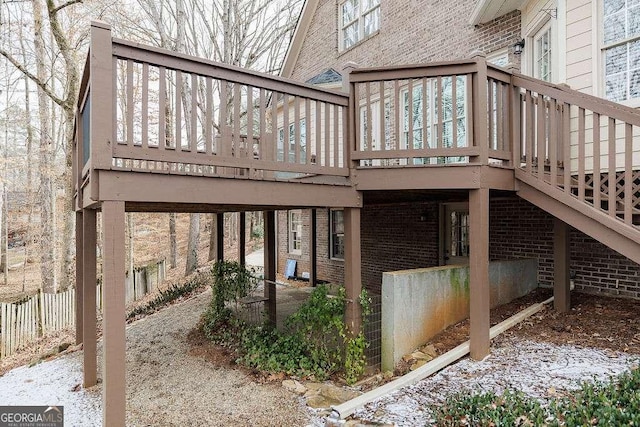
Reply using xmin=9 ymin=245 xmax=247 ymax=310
xmin=442 ymin=203 xmax=470 ymax=265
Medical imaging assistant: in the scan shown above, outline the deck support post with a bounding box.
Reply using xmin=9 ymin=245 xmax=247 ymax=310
xmin=310 ymin=209 xmax=317 ymax=287
xmin=82 ymin=209 xmax=97 ymax=388
xmin=216 ymin=213 xmax=224 ymax=262
xmin=469 ymin=188 xmax=490 ymax=360
xmin=75 ymin=211 xmax=84 ymax=345
xmin=263 ymin=210 xmax=276 ymax=326
xmin=344 ymin=207 xmax=362 ymax=335
xmin=239 ymin=212 xmax=246 ymax=266
xmin=101 ymin=201 xmax=126 ymax=427
xmin=553 ymin=218 xmax=571 ymax=312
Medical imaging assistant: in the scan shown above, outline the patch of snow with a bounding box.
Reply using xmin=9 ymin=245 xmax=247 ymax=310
xmin=352 ymin=337 xmax=638 ymax=426
xmin=0 ymin=354 xmax=101 ymax=426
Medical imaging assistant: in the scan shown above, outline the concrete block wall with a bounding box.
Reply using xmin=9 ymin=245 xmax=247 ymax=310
xmin=489 ymin=197 xmax=640 ymax=298
xmin=382 ymin=258 xmax=538 ymax=370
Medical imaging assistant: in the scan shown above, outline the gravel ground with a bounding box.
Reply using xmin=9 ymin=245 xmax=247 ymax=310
xmin=0 ymin=290 xmax=311 ymax=426
xmin=124 ymin=289 xmax=310 ymax=426
xmin=351 ymin=335 xmax=639 ymax=426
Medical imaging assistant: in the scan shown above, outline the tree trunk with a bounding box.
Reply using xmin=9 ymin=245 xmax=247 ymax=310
xmin=169 ymin=213 xmax=177 ymax=269
xmin=185 ymin=213 xmax=200 ymax=275
xmin=33 ymin=0 xmax=55 ymax=293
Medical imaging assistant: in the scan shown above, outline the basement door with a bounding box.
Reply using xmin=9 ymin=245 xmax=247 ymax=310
xmin=443 ymin=203 xmax=470 ymax=265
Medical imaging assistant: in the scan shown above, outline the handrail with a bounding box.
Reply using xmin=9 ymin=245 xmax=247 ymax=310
xmin=112 ymin=39 xmax=349 ymax=107
xmin=512 ymin=73 xmax=640 ymax=127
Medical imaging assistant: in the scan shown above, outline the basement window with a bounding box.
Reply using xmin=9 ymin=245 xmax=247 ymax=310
xmin=288 ymin=210 xmax=302 ymax=255
xmin=329 ymin=209 xmax=344 ymax=260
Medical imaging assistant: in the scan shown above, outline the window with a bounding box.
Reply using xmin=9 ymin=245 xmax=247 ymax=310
xmin=533 ymin=23 xmax=552 ymax=82
xmin=602 ymin=0 xmax=640 ymax=102
xmin=400 ymin=77 xmax=468 ymax=163
xmin=277 ymin=118 xmax=306 ymax=162
xmin=340 ymin=0 xmax=380 ymax=51
xmin=359 ymin=99 xmax=390 ymax=165
xmin=329 ymin=209 xmax=344 ymax=260
xmin=487 ymin=48 xmax=509 ymax=68
xmin=288 ymin=210 xmax=302 ymax=254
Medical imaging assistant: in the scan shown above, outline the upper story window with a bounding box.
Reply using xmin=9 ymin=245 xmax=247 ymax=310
xmin=533 ymin=22 xmax=552 ymax=82
xmin=277 ymin=118 xmax=306 ymax=163
xmin=400 ymin=77 xmax=468 ymax=164
xmin=340 ymin=0 xmax=380 ymax=51
xmin=603 ymin=0 xmax=640 ymax=102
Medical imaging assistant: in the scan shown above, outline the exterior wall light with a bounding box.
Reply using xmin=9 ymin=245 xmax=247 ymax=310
xmin=513 ymin=39 xmax=525 ymax=55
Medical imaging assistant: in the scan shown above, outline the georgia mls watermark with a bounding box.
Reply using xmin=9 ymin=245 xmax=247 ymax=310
xmin=0 ymin=406 xmax=63 ymax=427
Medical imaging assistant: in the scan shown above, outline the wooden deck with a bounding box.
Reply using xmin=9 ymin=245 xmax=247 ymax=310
xmin=74 ymin=22 xmax=640 ymax=427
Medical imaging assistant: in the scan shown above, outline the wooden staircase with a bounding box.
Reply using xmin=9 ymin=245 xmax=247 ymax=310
xmin=510 ymin=73 xmax=640 ymax=264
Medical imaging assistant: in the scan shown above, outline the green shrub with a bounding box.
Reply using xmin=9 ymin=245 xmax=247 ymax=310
xmin=204 ymin=277 xmax=371 ymax=384
xmin=203 ymin=261 xmax=259 ymax=338
xmin=431 ymin=366 xmax=640 ymax=427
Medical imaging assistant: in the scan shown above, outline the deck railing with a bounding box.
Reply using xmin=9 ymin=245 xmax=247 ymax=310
xmin=512 ymin=73 xmax=640 ymax=226
xmin=347 ymin=59 xmax=514 ymax=168
xmin=73 ymin=22 xmax=349 ymax=201
xmin=73 ymin=23 xmax=639 ymax=229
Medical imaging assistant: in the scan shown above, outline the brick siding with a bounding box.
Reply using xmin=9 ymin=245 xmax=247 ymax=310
xmin=291 ymin=0 xmax=522 ymax=83
xmin=277 ymin=197 xmax=640 ymax=299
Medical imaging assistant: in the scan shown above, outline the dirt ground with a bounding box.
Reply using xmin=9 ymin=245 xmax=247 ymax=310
xmin=395 ymin=288 xmax=640 ymax=375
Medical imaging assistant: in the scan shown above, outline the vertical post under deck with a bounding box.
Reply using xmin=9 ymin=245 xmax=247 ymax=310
xmin=216 ymin=213 xmax=224 ymax=262
xmin=554 ymin=218 xmax=571 ymax=313
xmin=469 ymin=188 xmax=490 ymax=360
xmin=239 ymin=212 xmax=246 ymax=266
xmin=75 ymin=211 xmax=84 ymax=345
xmin=310 ymin=209 xmax=317 ymax=287
xmin=101 ymin=201 xmax=126 ymax=427
xmin=344 ymin=207 xmax=362 ymax=335
xmin=82 ymin=209 xmax=97 ymax=388
xmin=263 ymin=211 xmax=276 ymax=326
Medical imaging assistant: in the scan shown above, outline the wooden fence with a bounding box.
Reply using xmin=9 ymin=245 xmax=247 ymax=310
xmin=0 ymin=259 xmax=165 ymax=359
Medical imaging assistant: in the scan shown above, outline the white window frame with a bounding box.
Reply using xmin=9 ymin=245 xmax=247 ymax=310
xmin=399 ymin=77 xmax=468 ymax=164
xmin=487 ymin=48 xmax=509 ymax=68
xmin=533 ymin=21 xmax=553 ymax=82
xmin=338 ymin=0 xmax=381 ymax=52
xmin=600 ymin=0 xmax=640 ymax=105
xmin=329 ymin=209 xmax=345 ymax=260
xmin=523 ymin=14 xmax=557 ymax=84
xmin=288 ymin=210 xmax=302 ymax=255
xmin=277 ymin=118 xmax=306 ymax=163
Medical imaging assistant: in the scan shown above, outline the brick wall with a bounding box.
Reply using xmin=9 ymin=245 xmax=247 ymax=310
xmin=277 ymin=197 xmax=640 ymax=299
xmin=490 ymin=197 xmax=640 ymax=298
xmin=290 ymin=0 xmax=522 ymax=83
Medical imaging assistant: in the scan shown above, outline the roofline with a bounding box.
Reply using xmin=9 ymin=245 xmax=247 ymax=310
xmin=281 ymin=0 xmax=320 ymax=78
xmin=469 ymin=0 xmax=527 ymax=25
xmin=469 ymin=0 xmax=492 ymax=25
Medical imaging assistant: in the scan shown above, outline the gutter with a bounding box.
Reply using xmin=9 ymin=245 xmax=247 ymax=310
xmin=328 ymin=296 xmax=555 ymax=422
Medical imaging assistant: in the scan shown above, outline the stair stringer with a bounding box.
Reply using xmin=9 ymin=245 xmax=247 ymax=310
xmin=515 ymin=170 xmax=640 ymax=265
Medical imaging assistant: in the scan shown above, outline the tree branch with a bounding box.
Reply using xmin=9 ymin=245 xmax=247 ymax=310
xmin=0 ymin=48 xmax=65 ymax=107
xmin=50 ymin=0 xmax=83 ymax=16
